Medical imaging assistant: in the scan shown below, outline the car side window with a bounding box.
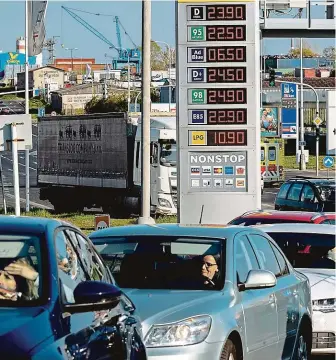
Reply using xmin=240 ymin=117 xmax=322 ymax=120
xmin=248 ymin=234 xmax=281 ymax=276
xmin=300 ymin=185 xmax=315 ymax=202
xmin=287 ymin=183 xmax=304 ymax=201
xmin=277 ymin=183 xmax=291 ymax=199
xmin=54 ymin=230 xmax=87 ymax=304
xmin=235 ymin=235 xmax=260 ymax=284
xmin=270 ymin=243 xmax=289 ymax=277
xmin=75 ymin=233 xmax=107 ymax=282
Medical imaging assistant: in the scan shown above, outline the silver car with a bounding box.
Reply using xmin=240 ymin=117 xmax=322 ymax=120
xmin=90 ymin=224 xmax=312 ymax=360
xmin=257 ymin=223 xmax=336 ymax=355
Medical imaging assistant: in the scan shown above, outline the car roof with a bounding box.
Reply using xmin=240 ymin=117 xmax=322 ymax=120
xmin=0 ymin=215 xmax=79 ymax=234
xmin=255 ymin=223 xmax=336 ymax=235
xmin=287 ymin=178 xmax=335 ymax=186
xmin=235 ymin=210 xmax=322 ymax=221
xmin=89 ymin=223 xmax=246 ymax=240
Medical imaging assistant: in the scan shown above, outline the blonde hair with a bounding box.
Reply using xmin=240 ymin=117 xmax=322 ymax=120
xmin=14 ymin=258 xmax=38 ymax=300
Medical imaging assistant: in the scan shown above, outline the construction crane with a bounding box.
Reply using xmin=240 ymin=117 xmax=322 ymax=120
xmin=61 ymin=6 xmax=141 ymax=72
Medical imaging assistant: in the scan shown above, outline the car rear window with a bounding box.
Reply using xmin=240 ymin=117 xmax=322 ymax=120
xmin=265 ymin=232 xmax=335 ymax=269
xmin=93 ymin=236 xmax=225 ymax=291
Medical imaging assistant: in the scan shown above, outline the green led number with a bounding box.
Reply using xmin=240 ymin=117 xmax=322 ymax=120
xmin=190 ymin=26 xmax=205 ymax=41
xmin=191 ymin=89 xmax=205 ymax=104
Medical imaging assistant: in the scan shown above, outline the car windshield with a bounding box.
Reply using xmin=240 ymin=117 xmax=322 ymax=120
xmin=94 ymin=236 xmax=225 ymax=290
xmin=160 ymin=141 xmax=177 ymax=167
xmin=229 ymin=218 xmax=308 ymax=226
xmin=0 ymin=234 xmax=42 ymax=305
xmin=265 ymin=232 xmax=336 ymax=269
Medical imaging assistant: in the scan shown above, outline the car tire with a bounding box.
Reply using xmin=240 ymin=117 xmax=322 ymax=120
xmin=220 ymin=339 xmax=240 ymax=360
xmin=292 ymin=327 xmax=311 ymax=360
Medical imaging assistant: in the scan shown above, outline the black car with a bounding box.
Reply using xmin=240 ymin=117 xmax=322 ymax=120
xmin=275 ymin=177 xmax=335 ymax=212
xmin=0 ymin=216 xmax=147 ymax=360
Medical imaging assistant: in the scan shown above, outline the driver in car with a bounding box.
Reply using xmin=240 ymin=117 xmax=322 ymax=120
xmin=201 ymin=255 xmax=220 ymax=288
xmin=0 ymin=258 xmax=39 ymax=301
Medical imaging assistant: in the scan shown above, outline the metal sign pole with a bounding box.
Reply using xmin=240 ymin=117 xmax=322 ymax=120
xmin=316 ymin=125 xmax=319 ymax=177
xmin=11 ymin=123 xmax=21 ymax=216
xmin=0 ymin=156 xmax=7 ymax=215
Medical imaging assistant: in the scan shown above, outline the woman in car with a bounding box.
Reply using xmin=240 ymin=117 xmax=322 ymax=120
xmin=0 ymin=257 xmax=39 ymax=301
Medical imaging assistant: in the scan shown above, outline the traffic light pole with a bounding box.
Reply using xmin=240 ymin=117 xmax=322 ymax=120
xmin=275 ymin=79 xmax=320 ymax=175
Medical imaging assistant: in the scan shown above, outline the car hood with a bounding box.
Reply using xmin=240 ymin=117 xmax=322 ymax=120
xmin=123 ymin=289 xmax=221 ymax=335
xmin=296 ymin=268 xmax=336 ymax=300
xmin=0 ymin=306 xmax=52 ymax=356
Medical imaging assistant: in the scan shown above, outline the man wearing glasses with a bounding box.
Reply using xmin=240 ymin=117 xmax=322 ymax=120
xmin=201 ymin=255 xmax=219 ymax=288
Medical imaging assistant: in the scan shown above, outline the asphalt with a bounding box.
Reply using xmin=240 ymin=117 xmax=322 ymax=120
xmin=0 ymin=122 xmax=334 ymax=215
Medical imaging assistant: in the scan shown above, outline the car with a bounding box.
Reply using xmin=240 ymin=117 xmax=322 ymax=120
xmin=89 ymin=223 xmax=312 ymax=360
xmin=275 ymin=177 xmax=335 ymax=212
xmin=256 ymin=223 xmax=336 ymax=355
xmin=0 ymin=216 xmax=147 ymax=360
xmin=228 ymin=210 xmax=336 ymax=226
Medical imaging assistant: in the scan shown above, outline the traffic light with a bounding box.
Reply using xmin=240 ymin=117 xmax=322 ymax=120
xmin=269 ymin=69 xmax=276 ymax=87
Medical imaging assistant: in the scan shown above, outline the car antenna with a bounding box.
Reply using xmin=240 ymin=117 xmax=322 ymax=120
xmin=199 ymin=205 xmax=204 ymax=224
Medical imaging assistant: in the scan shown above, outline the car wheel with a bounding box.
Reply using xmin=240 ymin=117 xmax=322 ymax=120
xmin=220 ymin=339 xmax=240 ymax=360
xmin=293 ymin=328 xmax=311 ymax=360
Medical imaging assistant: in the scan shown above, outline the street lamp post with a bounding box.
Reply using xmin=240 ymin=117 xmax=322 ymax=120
xmin=154 ymin=40 xmax=172 ymax=112
xmin=65 ymin=47 xmax=78 ymax=71
xmin=110 ymin=46 xmax=131 ymax=112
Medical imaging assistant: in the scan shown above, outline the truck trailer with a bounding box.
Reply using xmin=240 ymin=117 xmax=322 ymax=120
xmin=37 ymin=112 xmax=177 ymax=216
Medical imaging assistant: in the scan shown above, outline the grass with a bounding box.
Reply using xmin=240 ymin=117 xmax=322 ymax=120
xmin=284 ymin=155 xmax=336 ymax=170
xmin=1 ymin=208 xmax=177 ymax=235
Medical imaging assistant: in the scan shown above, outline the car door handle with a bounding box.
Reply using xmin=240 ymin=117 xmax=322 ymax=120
xmin=292 ymin=289 xmax=298 ymax=298
xmin=269 ymin=294 xmax=276 ymax=306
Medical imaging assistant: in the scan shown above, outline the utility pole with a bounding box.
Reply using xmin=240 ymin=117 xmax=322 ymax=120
xmin=25 ymin=0 xmax=30 ymax=212
xmin=65 ymin=47 xmax=78 ymax=71
xmin=44 ymin=36 xmax=60 ymax=64
xmin=138 ymin=0 xmax=155 ymax=224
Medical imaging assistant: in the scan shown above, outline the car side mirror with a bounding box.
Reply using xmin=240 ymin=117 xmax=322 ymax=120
xmin=239 ymin=269 xmax=276 ymax=291
xmin=64 ymin=281 xmax=122 ymax=314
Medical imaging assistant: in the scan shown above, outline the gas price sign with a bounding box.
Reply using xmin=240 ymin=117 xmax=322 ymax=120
xmin=177 ymin=0 xmax=260 ymax=225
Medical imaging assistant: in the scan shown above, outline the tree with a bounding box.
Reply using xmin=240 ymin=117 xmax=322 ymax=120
xmin=139 ymin=41 xmax=176 ymax=70
xmin=288 ymin=47 xmax=318 ymax=58
xmin=323 ymin=46 xmax=335 ymax=59
xmin=85 ymin=89 xmax=160 ymax=114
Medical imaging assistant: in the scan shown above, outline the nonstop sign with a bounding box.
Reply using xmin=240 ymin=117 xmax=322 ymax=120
xmin=177 ymin=0 xmax=260 ymax=224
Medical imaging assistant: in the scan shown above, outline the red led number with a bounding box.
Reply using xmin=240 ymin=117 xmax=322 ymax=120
xmin=206 ymin=47 xmax=246 ymax=62
xmin=207 ymin=89 xmax=246 ymax=104
xmin=206 ymin=26 xmax=245 ymax=41
xmin=208 ymin=130 xmax=247 ymax=146
xmin=207 ymin=110 xmax=247 ymax=124
xmin=206 ymin=5 xmax=246 ymax=20
xmin=207 ymin=68 xmax=246 ymax=83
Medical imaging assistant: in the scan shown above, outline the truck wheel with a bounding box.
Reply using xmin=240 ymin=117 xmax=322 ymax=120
xmin=220 ymin=339 xmax=240 ymax=360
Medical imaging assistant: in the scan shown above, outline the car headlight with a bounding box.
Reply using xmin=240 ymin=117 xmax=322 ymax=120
xmin=145 ymin=315 xmax=211 ymax=347
xmin=312 ymin=298 xmax=336 ymax=313
xmin=158 ymin=198 xmax=172 ymax=208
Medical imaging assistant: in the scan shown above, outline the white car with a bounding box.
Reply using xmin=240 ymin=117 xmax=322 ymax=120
xmin=257 ymin=223 xmax=336 ymax=355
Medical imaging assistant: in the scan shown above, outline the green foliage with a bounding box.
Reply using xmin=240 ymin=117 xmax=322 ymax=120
xmin=288 ymin=47 xmax=318 ymax=58
xmin=138 ymin=41 xmax=175 ymax=71
xmin=85 ymin=89 xmax=160 ymax=113
xmin=85 ymin=92 xmax=128 ymax=113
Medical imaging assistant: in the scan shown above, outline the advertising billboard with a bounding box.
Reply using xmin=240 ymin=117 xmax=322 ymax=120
xmin=260 ymin=107 xmax=279 ymax=137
